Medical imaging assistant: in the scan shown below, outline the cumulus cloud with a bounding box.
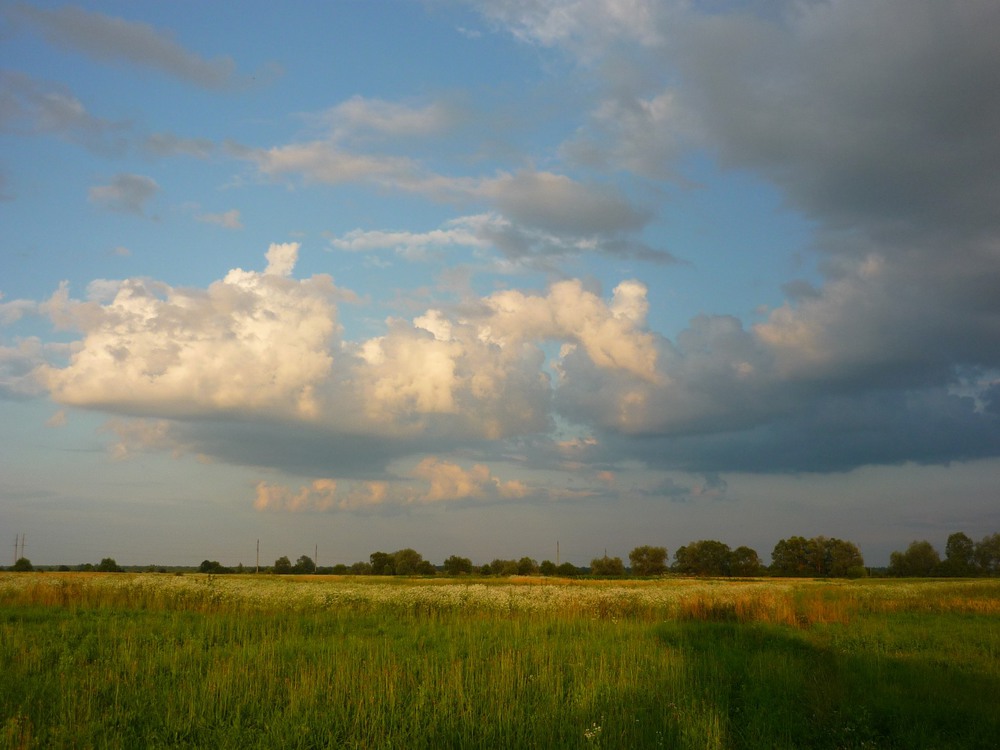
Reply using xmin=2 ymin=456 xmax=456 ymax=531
xmin=30 ymin=245 xmax=685 ymax=474
xmin=102 ymin=418 xmax=189 ymax=461
xmin=10 ymin=4 xmax=240 ymax=89
xmin=39 ymin=243 xmax=339 ymax=420
xmin=253 ymin=456 xmax=528 ymax=513
xmin=88 ymin=173 xmax=159 ymax=215
xmin=460 ymin=0 xmax=1000 ymax=474
xmin=410 ymin=456 xmax=529 ymax=502
xmin=254 ymin=479 xmax=342 ymax=512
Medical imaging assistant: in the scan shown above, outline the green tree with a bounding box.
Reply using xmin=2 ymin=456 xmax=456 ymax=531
xmin=590 ymin=555 xmax=625 ymax=577
xmin=888 ymin=540 xmax=941 ymax=577
xmin=942 ymin=532 xmax=976 ymax=576
xmin=443 ymin=555 xmax=473 ymax=575
xmin=293 ymin=555 xmax=316 ymax=574
xmin=370 ymin=551 xmax=394 ymax=575
xmin=199 ymin=560 xmax=228 ymax=574
xmin=771 ymin=536 xmax=865 ymax=577
xmin=770 ymin=536 xmax=814 ymax=576
xmin=12 ymin=557 xmax=33 ymax=572
xmin=674 ymin=540 xmax=732 ymax=576
xmin=273 ymin=556 xmax=293 ymax=574
xmin=629 ymin=545 xmax=668 ymax=576
xmin=539 ymin=560 xmax=557 ymax=576
xmin=96 ymin=557 xmax=121 ymax=573
xmin=349 ymin=561 xmax=373 ymax=575
xmin=730 ymin=546 xmax=764 ymax=577
xmin=489 ymin=559 xmax=519 ymax=576
xmin=517 ymin=557 xmax=539 ymax=575
xmin=555 ymin=562 xmax=578 ymax=577
xmin=392 ymin=548 xmax=424 ymax=576
xmin=823 ymin=538 xmax=866 ymax=577
xmin=974 ymin=533 xmax=1000 ymax=575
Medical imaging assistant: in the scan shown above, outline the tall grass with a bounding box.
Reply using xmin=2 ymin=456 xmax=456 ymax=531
xmin=2 ymin=574 xmax=998 ymax=749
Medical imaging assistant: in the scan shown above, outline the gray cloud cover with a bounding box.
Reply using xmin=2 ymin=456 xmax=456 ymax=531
xmin=9 ymin=4 xmax=239 ymax=89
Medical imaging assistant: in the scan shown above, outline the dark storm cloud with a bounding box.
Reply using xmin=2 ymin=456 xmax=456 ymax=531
xmin=668 ymin=0 xmax=1000 ymax=241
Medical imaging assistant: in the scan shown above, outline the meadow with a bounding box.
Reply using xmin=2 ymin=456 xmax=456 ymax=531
xmin=2 ymin=573 xmax=998 ymax=749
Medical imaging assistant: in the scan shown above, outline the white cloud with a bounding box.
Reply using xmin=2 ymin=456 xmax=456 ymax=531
xmin=250 ymin=140 xmax=419 ymax=186
xmin=253 ymin=456 xmax=528 ymax=513
xmin=263 ymin=241 xmax=299 ymax=277
xmin=103 ymin=418 xmax=187 ymax=461
xmin=254 ymin=478 xmax=393 ymax=513
xmin=323 ymin=95 xmax=458 ymax=140
xmin=329 ymin=218 xmax=490 ymax=257
xmin=411 ymin=456 xmax=529 ymax=502
xmin=197 ymin=209 xmax=242 ymax=230
xmin=39 ymin=245 xmax=339 ymax=420
xmin=475 ymin=0 xmax=662 ymax=53
xmin=479 ymin=279 xmax=660 ymax=382
xmin=88 ymin=173 xmax=158 ymax=215
xmin=254 ymin=479 xmax=340 ymax=512
xmin=0 ymin=297 xmax=36 ymax=325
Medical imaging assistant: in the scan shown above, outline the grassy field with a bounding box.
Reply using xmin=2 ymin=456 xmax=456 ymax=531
xmin=2 ymin=574 xmax=998 ymax=749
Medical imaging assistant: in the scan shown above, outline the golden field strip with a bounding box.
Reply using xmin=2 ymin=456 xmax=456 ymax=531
xmin=3 ymin=571 xmax=999 ymax=621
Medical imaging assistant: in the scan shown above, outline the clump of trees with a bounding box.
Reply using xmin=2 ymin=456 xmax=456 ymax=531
xmin=889 ymin=532 xmax=1000 ymax=577
xmin=590 ymin=555 xmax=625 ymax=577
xmin=273 ymin=555 xmax=319 ymax=574
xmin=629 ymin=546 xmax=668 ymax=576
xmin=368 ymin=549 xmax=436 ymax=576
xmin=770 ymin=536 xmax=866 ymax=578
xmin=199 ymin=560 xmax=232 ymax=574
xmin=673 ymin=541 xmax=766 ymax=577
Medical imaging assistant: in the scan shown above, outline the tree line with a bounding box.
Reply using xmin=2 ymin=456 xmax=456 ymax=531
xmin=200 ymin=537 xmax=868 ymax=578
xmin=9 ymin=532 xmax=999 ymax=577
xmin=887 ymin=532 xmax=1000 ymax=577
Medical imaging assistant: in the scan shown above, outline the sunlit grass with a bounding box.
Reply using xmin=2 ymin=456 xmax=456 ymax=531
xmin=2 ymin=574 xmax=998 ymax=748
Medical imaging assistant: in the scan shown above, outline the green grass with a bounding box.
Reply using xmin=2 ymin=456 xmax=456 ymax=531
xmin=1 ymin=574 xmax=998 ymax=749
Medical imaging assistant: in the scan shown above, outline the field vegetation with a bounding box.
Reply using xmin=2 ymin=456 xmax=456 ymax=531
xmin=2 ymin=573 xmax=999 ymax=749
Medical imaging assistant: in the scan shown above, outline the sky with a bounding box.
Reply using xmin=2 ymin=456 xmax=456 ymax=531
xmin=2 ymin=0 xmax=999 ymax=569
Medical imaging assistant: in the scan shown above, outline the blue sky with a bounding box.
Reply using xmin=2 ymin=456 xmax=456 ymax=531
xmin=2 ymin=0 xmax=998 ymax=568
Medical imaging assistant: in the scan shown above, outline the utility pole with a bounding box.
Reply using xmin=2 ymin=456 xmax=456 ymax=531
xmin=556 ymin=541 xmax=560 ymax=566
xmin=256 ymin=539 xmax=260 ymax=574
xmin=315 ymin=543 xmax=318 ymax=569
xmin=12 ymin=534 xmax=17 ymax=565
